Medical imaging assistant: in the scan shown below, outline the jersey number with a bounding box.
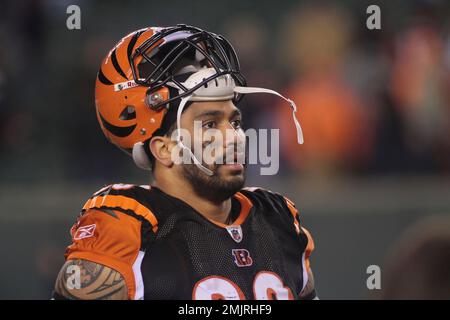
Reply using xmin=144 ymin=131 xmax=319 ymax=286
xmin=192 ymin=271 xmax=294 ymax=300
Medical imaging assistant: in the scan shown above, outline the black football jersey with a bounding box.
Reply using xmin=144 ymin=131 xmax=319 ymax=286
xmin=65 ymin=183 xmax=314 ymax=300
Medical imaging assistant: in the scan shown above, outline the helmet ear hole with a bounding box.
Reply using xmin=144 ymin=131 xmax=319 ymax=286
xmin=119 ymin=105 xmax=136 ymax=120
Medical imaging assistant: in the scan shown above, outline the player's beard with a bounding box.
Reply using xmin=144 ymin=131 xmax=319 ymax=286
xmin=181 ymin=160 xmax=246 ymax=204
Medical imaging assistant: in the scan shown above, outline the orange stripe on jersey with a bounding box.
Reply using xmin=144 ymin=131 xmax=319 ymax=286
xmin=233 ymin=192 xmax=253 ymax=225
xmin=301 ymin=226 xmax=315 ymax=271
xmin=83 ymin=195 xmax=158 ymax=232
xmin=301 ymin=227 xmax=315 ymax=256
xmin=207 ymin=192 xmax=253 ymax=228
xmin=284 ymin=197 xmax=300 ymax=235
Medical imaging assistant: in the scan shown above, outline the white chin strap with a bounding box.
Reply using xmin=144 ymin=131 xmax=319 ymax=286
xmin=132 ymin=68 xmax=304 ymax=174
xmin=233 ymin=86 xmax=304 ymax=145
xmin=176 ymin=95 xmax=214 ymax=175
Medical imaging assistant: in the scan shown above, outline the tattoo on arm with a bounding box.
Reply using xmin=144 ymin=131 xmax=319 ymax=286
xmin=54 ymin=259 xmax=128 ymax=300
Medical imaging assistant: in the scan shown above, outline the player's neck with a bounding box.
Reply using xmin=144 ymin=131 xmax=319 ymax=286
xmin=153 ymin=179 xmax=232 ymax=225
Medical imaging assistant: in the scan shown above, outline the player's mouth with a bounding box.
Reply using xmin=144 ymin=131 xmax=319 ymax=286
xmin=217 ymin=153 xmax=245 ymax=173
xmin=220 ymin=163 xmax=244 ymax=172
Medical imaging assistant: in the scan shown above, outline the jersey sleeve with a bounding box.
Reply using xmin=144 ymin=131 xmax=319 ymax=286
xmin=281 ymin=194 xmax=316 ymax=298
xmin=283 ymin=195 xmax=315 ymax=271
xmin=64 ymin=185 xmax=158 ymax=300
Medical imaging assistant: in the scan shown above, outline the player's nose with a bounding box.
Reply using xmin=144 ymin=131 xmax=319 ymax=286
xmin=222 ymin=122 xmax=245 ymax=147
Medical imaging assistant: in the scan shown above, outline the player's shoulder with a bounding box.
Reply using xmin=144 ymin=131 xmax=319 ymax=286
xmin=67 ymin=183 xmax=157 ymax=299
xmin=240 ymin=186 xmax=299 ymax=212
xmin=79 ymin=183 xmax=159 ymax=233
xmin=86 ymin=183 xmax=152 ymax=201
xmin=240 ymin=186 xmax=300 ymax=222
xmin=240 ymin=186 xmax=305 ymax=239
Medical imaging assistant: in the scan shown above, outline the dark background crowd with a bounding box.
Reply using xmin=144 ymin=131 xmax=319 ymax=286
xmin=0 ymin=0 xmax=449 ymax=299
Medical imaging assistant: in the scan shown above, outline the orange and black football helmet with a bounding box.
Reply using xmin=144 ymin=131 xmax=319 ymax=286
xmin=95 ymin=24 xmax=245 ymax=157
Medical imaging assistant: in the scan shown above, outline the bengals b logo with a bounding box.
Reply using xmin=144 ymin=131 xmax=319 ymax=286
xmin=232 ymin=249 xmax=253 ymax=267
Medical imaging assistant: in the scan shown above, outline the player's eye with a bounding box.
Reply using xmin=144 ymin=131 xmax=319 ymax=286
xmin=202 ymin=121 xmax=216 ymax=129
xmin=230 ymin=119 xmax=242 ymax=129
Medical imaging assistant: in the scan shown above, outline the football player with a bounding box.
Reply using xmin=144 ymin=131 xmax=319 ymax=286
xmin=53 ymin=24 xmax=316 ymax=300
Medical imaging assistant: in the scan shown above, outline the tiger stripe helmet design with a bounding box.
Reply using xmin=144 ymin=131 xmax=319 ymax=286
xmin=95 ymin=25 xmax=245 ymax=156
xmin=95 ymin=27 xmax=168 ymax=155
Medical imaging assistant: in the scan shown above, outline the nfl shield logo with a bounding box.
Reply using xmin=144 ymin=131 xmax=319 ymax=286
xmin=226 ymin=225 xmax=243 ymax=243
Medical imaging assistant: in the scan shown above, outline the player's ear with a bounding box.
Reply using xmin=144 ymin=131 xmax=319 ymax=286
xmin=149 ymin=136 xmax=174 ymax=168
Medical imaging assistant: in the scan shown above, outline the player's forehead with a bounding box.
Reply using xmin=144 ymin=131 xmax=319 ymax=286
xmin=187 ymin=100 xmax=242 ymax=119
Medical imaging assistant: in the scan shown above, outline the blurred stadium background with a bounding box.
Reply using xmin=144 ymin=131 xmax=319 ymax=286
xmin=0 ymin=0 xmax=449 ymax=299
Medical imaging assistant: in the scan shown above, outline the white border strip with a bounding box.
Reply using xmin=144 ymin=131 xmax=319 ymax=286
xmin=132 ymin=250 xmax=145 ymax=300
